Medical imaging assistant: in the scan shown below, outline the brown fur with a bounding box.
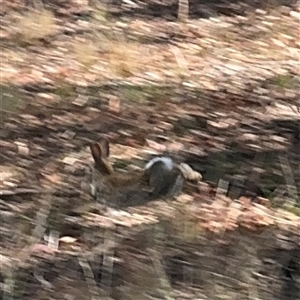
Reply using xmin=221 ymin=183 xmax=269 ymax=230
xmin=89 ymin=137 xmax=184 ymax=206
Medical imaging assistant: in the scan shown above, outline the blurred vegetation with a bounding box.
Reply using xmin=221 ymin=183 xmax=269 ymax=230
xmin=0 ymin=0 xmax=299 ymax=299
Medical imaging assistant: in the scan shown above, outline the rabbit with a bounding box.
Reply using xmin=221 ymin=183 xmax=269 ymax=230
xmin=88 ymin=137 xmax=186 ymax=208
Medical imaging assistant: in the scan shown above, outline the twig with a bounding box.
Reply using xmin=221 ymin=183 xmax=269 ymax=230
xmin=78 ymin=254 xmax=101 ymax=300
xmin=215 ymin=179 xmax=229 ymax=198
xmin=100 ymin=228 xmax=116 ymax=291
xmin=30 ymin=196 xmax=52 ymax=245
xmin=279 ymin=154 xmax=299 ymax=204
xmin=0 ymin=188 xmax=40 ymax=196
xmin=3 ymin=194 xmax=53 ymax=299
xmin=33 ymin=269 xmax=53 ymax=290
xmin=1 ymin=255 xmax=14 ymax=300
xmin=148 ymin=249 xmax=175 ymax=300
xmin=169 ymin=45 xmax=190 ymax=79
xmin=177 ymin=0 xmax=189 ymax=22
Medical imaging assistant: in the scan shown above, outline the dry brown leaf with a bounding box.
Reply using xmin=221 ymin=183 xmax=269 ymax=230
xmin=146 ymin=139 xmax=167 ymax=151
xmin=109 ymin=96 xmax=121 ymax=113
xmin=31 ymin=243 xmax=57 ymax=255
xmin=44 ymin=174 xmax=62 ymax=184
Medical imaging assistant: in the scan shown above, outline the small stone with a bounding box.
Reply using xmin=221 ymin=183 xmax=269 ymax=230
xmin=272 ymin=38 xmax=286 ymax=48
xmin=256 ymin=9 xmax=267 ymax=15
xmin=278 ymin=6 xmax=291 ymax=15
xmin=59 ymin=236 xmax=77 ymax=244
xmin=256 ymin=197 xmax=271 ymax=207
xmin=37 ymin=93 xmax=54 ymax=100
xmin=239 ymin=133 xmax=258 ymax=142
xmin=290 ymin=11 xmax=300 ymax=19
xmin=62 ymin=156 xmax=78 ymax=165
xmin=15 ymin=141 xmax=29 ymax=155
xmin=73 ymin=95 xmax=89 ymax=106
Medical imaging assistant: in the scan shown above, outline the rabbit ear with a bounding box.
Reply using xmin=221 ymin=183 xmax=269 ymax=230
xmin=90 ymin=143 xmax=103 ymax=164
xmin=98 ymin=137 xmax=110 ymax=158
xmin=90 ymin=142 xmax=113 ymax=175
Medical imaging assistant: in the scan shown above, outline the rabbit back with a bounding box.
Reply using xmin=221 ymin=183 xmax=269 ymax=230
xmin=145 ymin=157 xmax=184 ymax=198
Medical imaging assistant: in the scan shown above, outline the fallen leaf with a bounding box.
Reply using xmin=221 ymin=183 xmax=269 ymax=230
xmin=44 ymin=174 xmax=62 ymax=184
xmin=59 ymin=236 xmax=77 ymax=244
xmin=15 ymin=141 xmax=29 ymax=155
xmin=109 ymin=96 xmax=121 ymax=113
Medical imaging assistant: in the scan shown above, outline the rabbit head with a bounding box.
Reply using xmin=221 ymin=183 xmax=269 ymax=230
xmin=89 ymin=137 xmax=146 ymax=203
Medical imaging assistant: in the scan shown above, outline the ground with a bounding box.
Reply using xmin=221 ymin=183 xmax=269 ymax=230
xmin=0 ymin=0 xmax=300 ymax=299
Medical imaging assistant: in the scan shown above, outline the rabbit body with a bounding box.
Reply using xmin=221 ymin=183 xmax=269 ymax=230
xmin=89 ymin=138 xmax=184 ymax=207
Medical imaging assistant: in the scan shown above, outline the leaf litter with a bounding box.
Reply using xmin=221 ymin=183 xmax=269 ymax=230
xmin=0 ymin=1 xmax=300 ymax=299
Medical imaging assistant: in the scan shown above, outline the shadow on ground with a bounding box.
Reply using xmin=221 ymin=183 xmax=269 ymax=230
xmin=1 ymin=71 xmax=299 ymax=202
xmin=104 ymin=0 xmax=299 ymax=20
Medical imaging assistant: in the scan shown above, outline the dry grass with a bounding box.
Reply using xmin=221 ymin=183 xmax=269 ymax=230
xmin=283 ymin=204 xmax=300 ymax=216
xmin=16 ymin=9 xmax=57 ymax=43
xmin=208 ymin=8 xmax=299 ymax=61
xmin=171 ymin=202 xmax=203 ymax=242
xmin=71 ymin=33 xmax=141 ymax=77
xmin=70 ymin=4 xmax=142 ymax=77
xmin=72 ymin=39 xmax=99 ymax=69
xmin=107 ymin=39 xmax=141 ymax=78
xmin=91 ymin=4 xmax=108 ymax=24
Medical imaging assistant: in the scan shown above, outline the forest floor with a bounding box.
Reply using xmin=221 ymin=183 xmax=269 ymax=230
xmin=0 ymin=0 xmax=300 ymax=299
